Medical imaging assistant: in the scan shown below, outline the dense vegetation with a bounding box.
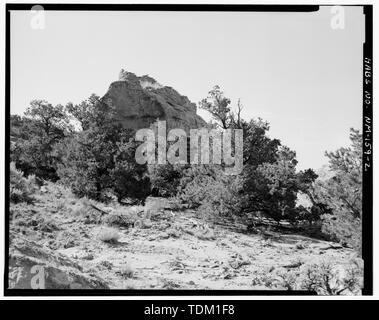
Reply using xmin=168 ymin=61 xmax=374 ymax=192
xmin=10 ymin=86 xmax=362 ymax=252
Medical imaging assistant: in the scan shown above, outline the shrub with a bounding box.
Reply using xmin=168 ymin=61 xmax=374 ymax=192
xmin=148 ymin=164 xmax=186 ymax=197
xmin=104 ymin=208 xmax=138 ymax=228
xmin=312 ymin=129 xmax=362 ymax=253
xmin=257 ymin=259 xmax=363 ymax=295
xmin=110 ymin=153 xmax=151 ymax=204
xmin=56 ymin=95 xmax=151 ymax=204
xmin=10 ymin=102 xmax=67 ymax=181
xmin=274 ymin=269 xmax=298 ymax=290
xmin=117 ymin=264 xmax=134 ymax=279
xmin=177 ymin=166 xmax=243 ymax=219
xmin=56 ymin=133 xmax=113 ymax=201
xmin=299 ymin=260 xmax=363 ymax=295
xmin=321 ymin=212 xmax=361 ymax=251
xmin=97 ymin=227 xmax=120 ymax=243
xmin=57 ymin=128 xmax=150 ymax=204
xmin=10 ymin=162 xmax=37 ymax=203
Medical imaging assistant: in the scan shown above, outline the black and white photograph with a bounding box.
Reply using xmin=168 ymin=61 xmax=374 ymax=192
xmin=4 ymin=3 xmax=373 ymax=297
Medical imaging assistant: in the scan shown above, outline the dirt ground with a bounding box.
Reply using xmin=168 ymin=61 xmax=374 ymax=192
xmin=9 ymin=183 xmax=362 ymax=293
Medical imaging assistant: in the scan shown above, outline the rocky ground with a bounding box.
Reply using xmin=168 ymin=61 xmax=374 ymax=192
xmin=8 ymin=183 xmax=363 ymax=294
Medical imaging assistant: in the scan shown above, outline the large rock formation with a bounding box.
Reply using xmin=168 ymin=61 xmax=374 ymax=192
xmin=102 ymin=69 xmax=206 ymax=132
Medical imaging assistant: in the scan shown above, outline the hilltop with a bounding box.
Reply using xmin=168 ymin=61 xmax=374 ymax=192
xmin=102 ymin=69 xmax=206 ymax=132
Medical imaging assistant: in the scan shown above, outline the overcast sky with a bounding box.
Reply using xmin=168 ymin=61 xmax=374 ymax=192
xmin=10 ymin=6 xmax=365 ymax=170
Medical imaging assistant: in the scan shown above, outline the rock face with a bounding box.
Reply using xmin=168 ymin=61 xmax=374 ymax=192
xmin=8 ymin=232 xmax=109 ymax=289
xmin=102 ymin=69 xmax=206 ymax=132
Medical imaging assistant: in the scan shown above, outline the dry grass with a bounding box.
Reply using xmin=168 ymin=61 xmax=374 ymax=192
xmin=117 ymin=264 xmax=134 ymax=279
xmin=97 ymin=227 xmax=120 ymax=243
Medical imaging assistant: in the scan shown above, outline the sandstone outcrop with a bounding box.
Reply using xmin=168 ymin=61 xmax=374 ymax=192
xmin=102 ymin=69 xmax=206 ymax=132
xmin=8 ymin=232 xmax=109 ymax=289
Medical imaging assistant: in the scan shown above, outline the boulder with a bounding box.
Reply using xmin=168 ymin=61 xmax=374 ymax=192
xmin=8 ymin=232 xmax=109 ymax=289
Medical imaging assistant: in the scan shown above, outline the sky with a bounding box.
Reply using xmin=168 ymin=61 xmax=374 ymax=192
xmin=10 ymin=6 xmax=365 ymax=170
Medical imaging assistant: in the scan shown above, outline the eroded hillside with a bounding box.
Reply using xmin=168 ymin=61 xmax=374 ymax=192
xmin=9 ymin=183 xmax=363 ymax=294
